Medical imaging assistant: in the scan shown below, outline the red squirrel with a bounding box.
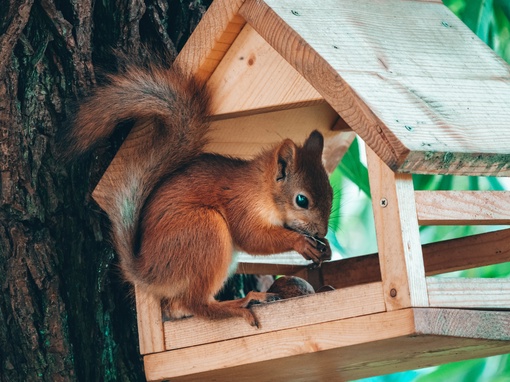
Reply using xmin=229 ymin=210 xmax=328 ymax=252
xmin=62 ymin=61 xmax=333 ymax=326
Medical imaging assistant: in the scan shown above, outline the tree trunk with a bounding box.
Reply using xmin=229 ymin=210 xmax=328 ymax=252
xmin=0 ymin=1 xmax=210 ymax=380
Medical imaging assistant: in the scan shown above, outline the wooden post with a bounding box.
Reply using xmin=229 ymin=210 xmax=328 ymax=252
xmin=135 ymin=286 xmax=165 ymax=355
xmin=366 ymin=146 xmax=428 ymax=310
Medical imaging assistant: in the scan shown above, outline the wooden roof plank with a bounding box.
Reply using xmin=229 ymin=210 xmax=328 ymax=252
xmin=207 ymin=24 xmax=323 ymax=118
xmin=174 ymin=0 xmax=246 ymax=81
xmin=240 ymin=0 xmax=510 ymax=176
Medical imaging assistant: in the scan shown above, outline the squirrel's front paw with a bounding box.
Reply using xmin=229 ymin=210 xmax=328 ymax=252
xmin=313 ymin=236 xmax=332 ymax=262
xmin=295 ymin=235 xmax=331 ymax=265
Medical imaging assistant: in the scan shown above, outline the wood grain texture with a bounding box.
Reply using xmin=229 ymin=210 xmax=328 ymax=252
xmin=144 ymin=308 xmax=510 ymax=381
xmin=174 ymin=0 xmax=246 ymax=81
xmin=163 ymin=282 xmax=385 ymax=350
xmin=323 ymin=131 xmax=356 ymax=173
xmin=135 ymin=285 xmax=165 ymax=355
xmin=422 ymin=228 xmax=510 ymax=274
xmin=93 ymin=117 xmax=155 ymax=213
xmin=207 ymin=24 xmax=323 ymax=117
xmin=321 ymin=228 xmax=510 ymax=289
xmin=240 ymin=0 xmax=510 ymax=176
xmin=161 ymin=336 xmax=510 ymax=382
xmin=427 ymin=277 xmax=510 ymax=308
xmin=147 ymin=309 xmax=417 ymax=380
xmin=415 ymin=191 xmax=510 ymax=225
xmin=414 ymin=308 xmax=510 ymax=340
xmin=367 ymin=146 xmax=428 ymax=310
xmin=92 ymin=0 xmax=248 ymax=209
xmin=204 ymin=102 xmax=341 ymax=159
xmin=235 ymin=251 xmax=310 ymax=275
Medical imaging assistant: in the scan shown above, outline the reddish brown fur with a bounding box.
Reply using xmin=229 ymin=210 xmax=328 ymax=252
xmin=64 ymin=61 xmax=333 ymax=326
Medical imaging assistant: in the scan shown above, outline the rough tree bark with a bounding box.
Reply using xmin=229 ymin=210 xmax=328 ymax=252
xmin=0 ymin=1 xmax=211 ymax=380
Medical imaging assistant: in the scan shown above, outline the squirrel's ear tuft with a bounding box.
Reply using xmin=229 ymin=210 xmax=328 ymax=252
xmin=275 ymin=139 xmax=296 ymax=181
xmin=303 ymin=130 xmax=324 ymax=157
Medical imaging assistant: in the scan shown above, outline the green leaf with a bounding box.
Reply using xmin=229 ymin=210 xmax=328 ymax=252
xmin=338 ymin=137 xmax=371 ymax=197
xmin=487 ymin=177 xmax=506 ymax=190
xmin=328 ymin=167 xmax=344 ymax=232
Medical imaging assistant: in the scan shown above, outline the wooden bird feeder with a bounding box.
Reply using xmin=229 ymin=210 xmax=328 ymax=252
xmin=92 ymin=0 xmax=510 ymax=380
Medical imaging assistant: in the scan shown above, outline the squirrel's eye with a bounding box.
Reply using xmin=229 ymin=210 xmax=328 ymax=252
xmin=295 ymin=194 xmax=309 ymax=209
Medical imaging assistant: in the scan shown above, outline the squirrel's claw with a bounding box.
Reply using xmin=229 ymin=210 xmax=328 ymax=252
xmin=303 ymin=235 xmax=332 ymax=267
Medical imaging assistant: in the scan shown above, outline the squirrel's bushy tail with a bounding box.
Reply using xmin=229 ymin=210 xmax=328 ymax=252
xmin=61 ymin=64 xmax=210 ymax=160
xmin=62 ymin=63 xmax=210 ymax=282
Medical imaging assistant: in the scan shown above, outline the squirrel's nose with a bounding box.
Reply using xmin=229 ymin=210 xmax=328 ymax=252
xmin=316 ymin=225 xmax=328 ymax=238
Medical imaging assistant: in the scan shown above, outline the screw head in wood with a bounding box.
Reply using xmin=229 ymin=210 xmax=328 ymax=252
xmin=390 ymin=288 xmax=397 ymax=298
xmin=380 ymin=198 xmax=388 ymax=208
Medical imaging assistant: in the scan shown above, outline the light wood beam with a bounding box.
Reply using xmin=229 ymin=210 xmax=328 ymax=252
xmin=415 ymin=191 xmax=510 ymax=225
xmin=366 ymin=146 xmax=428 ymax=309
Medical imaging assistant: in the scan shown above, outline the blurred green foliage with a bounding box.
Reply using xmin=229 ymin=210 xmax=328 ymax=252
xmin=333 ymin=0 xmax=510 ymax=380
xmin=444 ymin=0 xmax=510 ymax=63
